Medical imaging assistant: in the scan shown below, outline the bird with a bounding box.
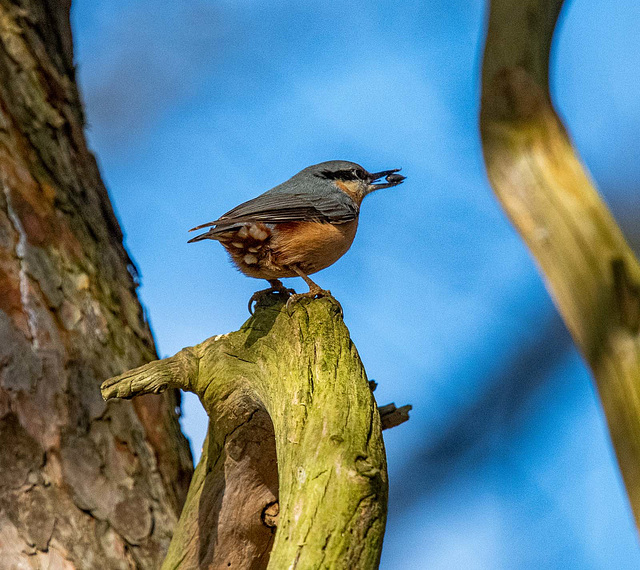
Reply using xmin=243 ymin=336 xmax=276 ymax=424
xmin=188 ymin=160 xmax=405 ymax=312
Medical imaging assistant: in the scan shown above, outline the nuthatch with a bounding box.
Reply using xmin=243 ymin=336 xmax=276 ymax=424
xmin=188 ymin=160 xmax=405 ymax=312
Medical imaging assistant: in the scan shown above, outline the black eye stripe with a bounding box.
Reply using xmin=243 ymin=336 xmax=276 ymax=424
xmin=316 ymin=169 xmax=363 ymax=181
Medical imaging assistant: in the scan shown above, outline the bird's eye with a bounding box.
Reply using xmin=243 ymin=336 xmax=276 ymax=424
xmin=354 ymin=169 xmax=366 ymax=180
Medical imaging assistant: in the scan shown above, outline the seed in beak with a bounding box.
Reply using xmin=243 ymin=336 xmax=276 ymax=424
xmin=385 ymin=173 xmax=406 ymax=184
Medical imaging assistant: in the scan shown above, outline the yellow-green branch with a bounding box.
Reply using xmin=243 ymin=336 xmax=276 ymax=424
xmin=102 ymin=295 xmax=410 ymax=568
xmin=481 ymin=0 xmax=640 ymax=528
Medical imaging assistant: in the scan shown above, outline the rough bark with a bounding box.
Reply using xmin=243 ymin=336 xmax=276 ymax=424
xmin=103 ymin=296 xmax=409 ymax=569
xmin=481 ymin=0 xmax=640 ymax=527
xmin=0 ymin=0 xmax=192 ymax=567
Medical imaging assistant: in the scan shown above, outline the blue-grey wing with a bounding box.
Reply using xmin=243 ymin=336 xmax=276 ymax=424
xmin=189 ymin=191 xmax=358 ymax=234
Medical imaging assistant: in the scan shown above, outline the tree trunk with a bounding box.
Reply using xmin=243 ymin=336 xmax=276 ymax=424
xmin=481 ymin=0 xmax=640 ymax=528
xmin=0 ymin=1 xmax=192 ymax=567
xmin=102 ymin=296 xmax=410 ymax=569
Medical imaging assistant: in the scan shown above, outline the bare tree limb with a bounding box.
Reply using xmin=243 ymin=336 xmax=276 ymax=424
xmin=481 ymin=0 xmax=640 ymax=528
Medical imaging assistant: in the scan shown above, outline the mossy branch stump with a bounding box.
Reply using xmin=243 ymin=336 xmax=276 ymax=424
xmin=101 ymin=295 xmax=410 ymax=569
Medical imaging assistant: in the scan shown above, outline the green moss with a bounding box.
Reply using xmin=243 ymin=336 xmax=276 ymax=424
xmin=103 ymin=295 xmax=389 ymax=569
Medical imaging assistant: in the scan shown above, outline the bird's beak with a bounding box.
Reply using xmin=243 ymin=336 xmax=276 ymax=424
xmin=367 ymin=169 xmax=406 ymax=191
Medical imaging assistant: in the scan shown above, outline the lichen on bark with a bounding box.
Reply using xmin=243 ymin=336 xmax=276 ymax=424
xmin=103 ymin=295 xmax=409 ymax=569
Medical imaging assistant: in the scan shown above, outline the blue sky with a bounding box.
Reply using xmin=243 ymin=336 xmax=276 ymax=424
xmin=71 ymin=1 xmax=640 ymax=567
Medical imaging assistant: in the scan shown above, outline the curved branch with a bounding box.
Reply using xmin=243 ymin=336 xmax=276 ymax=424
xmin=102 ymin=295 xmax=409 ymax=568
xmin=481 ymin=0 xmax=640 ymax=527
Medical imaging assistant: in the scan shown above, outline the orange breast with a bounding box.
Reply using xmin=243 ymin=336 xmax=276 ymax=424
xmin=271 ymin=220 xmax=358 ymax=275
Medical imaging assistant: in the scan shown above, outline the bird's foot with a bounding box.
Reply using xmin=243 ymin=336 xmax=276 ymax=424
xmin=285 ymin=286 xmax=342 ymax=315
xmin=248 ymin=281 xmax=295 ymax=314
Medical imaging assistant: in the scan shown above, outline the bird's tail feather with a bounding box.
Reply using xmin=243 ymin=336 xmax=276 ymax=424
xmin=189 ymin=220 xmax=218 ymax=232
xmin=187 ymin=231 xmax=216 ymax=243
xmin=187 ymin=224 xmax=243 ymax=243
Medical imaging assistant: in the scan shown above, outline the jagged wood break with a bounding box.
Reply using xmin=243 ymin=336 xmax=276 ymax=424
xmin=481 ymin=0 xmax=640 ymax=527
xmin=102 ymin=296 xmax=411 ymax=569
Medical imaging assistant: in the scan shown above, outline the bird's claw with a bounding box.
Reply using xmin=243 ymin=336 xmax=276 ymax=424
xmin=285 ymin=288 xmax=342 ymax=316
xmin=248 ymin=285 xmax=294 ymax=314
